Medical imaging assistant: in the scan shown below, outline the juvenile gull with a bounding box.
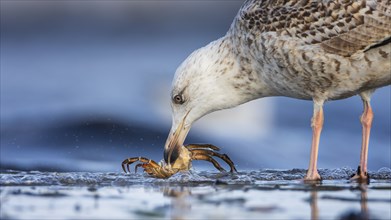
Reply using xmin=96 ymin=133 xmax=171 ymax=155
xmin=164 ymin=0 xmax=391 ymax=181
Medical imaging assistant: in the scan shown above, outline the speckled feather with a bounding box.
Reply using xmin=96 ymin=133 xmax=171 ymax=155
xmin=227 ymin=0 xmax=391 ymax=100
xmin=233 ymin=0 xmax=391 ymax=55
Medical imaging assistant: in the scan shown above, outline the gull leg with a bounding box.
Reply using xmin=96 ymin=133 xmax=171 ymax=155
xmin=351 ymin=92 xmax=374 ymax=182
xmin=304 ymin=100 xmax=324 ymax=181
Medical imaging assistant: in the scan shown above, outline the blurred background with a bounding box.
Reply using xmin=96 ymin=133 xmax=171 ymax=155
xmin=1 ymin=1 xmax=390 ymax=172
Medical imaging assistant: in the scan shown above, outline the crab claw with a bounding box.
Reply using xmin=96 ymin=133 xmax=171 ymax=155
xmin=121 ymin=157 xmax=160 ymax=173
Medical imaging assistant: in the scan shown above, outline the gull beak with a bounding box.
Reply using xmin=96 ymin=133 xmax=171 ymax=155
xmin=164 ymin=112 xmax=191 ymax=165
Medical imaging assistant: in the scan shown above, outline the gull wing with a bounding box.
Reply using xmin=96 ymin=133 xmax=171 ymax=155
xmin=231 ymin=0 xmax=391 ymax=56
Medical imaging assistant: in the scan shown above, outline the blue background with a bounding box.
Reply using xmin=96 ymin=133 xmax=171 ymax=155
xmin=1 ymin=1 xmax=390 ymax=172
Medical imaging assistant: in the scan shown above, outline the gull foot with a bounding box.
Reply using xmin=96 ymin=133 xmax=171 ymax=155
xmin=350 ymin=166 xmax=370 ymax=184
xmin=304 ymin=170 xmax=322 ymax=183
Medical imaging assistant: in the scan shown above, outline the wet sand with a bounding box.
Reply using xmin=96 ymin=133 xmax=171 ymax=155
xmin=1 ymin=168 xmax=390 ymax=219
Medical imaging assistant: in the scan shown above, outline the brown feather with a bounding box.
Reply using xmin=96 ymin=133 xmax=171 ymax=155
xmin=234 ymin=0 xmax=391 ymax=56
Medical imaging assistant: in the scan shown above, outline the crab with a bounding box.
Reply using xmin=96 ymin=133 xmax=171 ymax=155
xmin=121 ymin=144 xmax=237 ymax=178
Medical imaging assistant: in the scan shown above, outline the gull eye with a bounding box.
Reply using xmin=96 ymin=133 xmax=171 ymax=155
xmin=173 ymin=94 xmax=184 ymax=104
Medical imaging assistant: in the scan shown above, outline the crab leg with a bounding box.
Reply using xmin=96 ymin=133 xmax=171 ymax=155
xmin=190 ymin=149 xmax=237 ymax=172
xmin=134 ymin=163 xmax=145 ymax=173
xmin=185 ymin=144 xmax=220 ymax=151
xmin=191 ymin=154 xmax=226 ymax=172
xmin=121 ymin=157 xmax=160 ymax=173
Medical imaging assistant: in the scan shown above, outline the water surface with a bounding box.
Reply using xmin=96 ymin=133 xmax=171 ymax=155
xmin=1 ymin=168 xmax=390 ymax=219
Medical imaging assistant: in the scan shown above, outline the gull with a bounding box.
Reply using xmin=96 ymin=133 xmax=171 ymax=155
xmin=163 ymin=0 xmax=391 ymax=181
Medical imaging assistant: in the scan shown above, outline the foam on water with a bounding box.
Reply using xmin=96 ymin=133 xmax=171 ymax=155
xmin=1 ymin=168 xmax=390 ymax=187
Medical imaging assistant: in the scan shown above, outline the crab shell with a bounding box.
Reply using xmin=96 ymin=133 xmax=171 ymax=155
xmin=162 ymin=146 xmax=192 ymax=172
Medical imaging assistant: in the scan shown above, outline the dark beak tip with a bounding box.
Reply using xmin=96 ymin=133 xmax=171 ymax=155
xmin=163 ymin=149 xmax=169 ymax=163
xmin=164 ymin=146 xmax=180 ymax=164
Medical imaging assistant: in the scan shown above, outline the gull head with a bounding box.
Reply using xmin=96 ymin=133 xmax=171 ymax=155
xmin=163 ymin=37 xmax=256 ymax=164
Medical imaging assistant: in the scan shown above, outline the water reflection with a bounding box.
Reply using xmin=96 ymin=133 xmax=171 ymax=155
xmin=310 ymin=190 xmax=319 ymax=220
xmin=161 ymin=182 xmax=376 ymax=220
xmin=360 ymin=185 xmax=369 ymax=220
xmin=308 ymin=183 xmax=370 ymax=220
xmin=163 ymin=187 xmax=192 ymax=219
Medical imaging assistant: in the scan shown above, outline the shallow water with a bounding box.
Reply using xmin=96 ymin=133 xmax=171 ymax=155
xmin=1 ymin=168 xmax=390 ymax=219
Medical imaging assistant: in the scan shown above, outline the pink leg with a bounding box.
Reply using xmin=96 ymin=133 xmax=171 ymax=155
xmin=304 ymin=102 xmax=324 ymax=181
xmin=351 ymin=98 xmax=373 ymax=182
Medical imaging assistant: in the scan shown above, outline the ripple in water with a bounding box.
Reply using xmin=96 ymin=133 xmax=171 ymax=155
xmin=1 ymin=167 xmax=390 ymax=187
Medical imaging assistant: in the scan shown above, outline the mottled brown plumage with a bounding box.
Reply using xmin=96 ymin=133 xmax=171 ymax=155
xmin=235 ymin=0 xmax=390 ymax=56
xmin=230 ymin=0 xmax=391 ymax=101
xmin=164 ymin=0 xmax=391 ymax=182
